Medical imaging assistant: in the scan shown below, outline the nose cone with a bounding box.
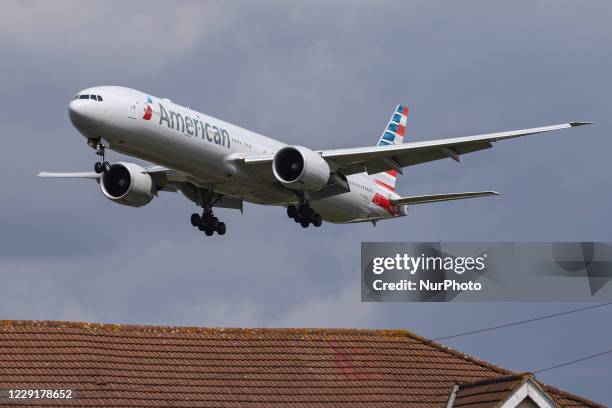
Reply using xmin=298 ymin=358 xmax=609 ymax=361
xmin=68 ymin=98 xmax=104 ymax=130
xmin=69 ymin=100 xmax=93 ymax=128
xmin=68 ymin=100 xmax=80 ymax=125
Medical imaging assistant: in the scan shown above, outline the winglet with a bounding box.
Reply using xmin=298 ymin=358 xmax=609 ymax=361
xmin=570 ymin=121 xmax=595 ymax=127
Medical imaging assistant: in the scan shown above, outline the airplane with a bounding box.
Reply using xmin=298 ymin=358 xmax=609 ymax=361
xmin=39 ymin=86 xmax=592 ymax=236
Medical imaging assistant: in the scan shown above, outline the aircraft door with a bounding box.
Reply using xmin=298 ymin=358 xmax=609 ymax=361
xmin=128 ymin=101 xmax=140 ymax=119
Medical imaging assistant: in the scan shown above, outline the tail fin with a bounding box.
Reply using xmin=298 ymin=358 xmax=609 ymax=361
xmin=372 ymin=104 xmax=409 ymax=191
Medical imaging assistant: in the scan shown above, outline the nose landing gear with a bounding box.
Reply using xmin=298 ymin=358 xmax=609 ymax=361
xmin=287 ymin=203 xmax=323 ymax=228
xmin=92 ymin=141 xmax=110 ymax=174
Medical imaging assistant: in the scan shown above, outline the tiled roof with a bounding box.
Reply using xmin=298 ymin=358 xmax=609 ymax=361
xmin=544 ymin=384 xmax=606 ymax=408
xmin=0 ymin=320 xmax=604 ymax=408
xmin=452 ymin=375 xmax=525 ymax=408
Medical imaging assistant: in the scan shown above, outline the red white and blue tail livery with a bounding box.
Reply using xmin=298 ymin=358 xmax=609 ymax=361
xmin=373 ymin=104 xmax=409 ymax=193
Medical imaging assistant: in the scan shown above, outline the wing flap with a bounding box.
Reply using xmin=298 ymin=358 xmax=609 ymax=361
xmin=391 ymin=191 xmax=499 ymax=205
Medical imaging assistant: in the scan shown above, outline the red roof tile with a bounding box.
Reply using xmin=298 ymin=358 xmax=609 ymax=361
xmin=453 ymin=375 xmax=524 ymax=407
xmin=0 ymin=321 xmax=604 ymax=408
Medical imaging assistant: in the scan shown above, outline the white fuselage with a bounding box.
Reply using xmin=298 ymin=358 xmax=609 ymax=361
xmin=68 ymin=86 xmax=404 ymax=223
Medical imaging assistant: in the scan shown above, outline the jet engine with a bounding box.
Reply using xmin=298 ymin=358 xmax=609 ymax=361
xmin=272 ymin=146 xmax=330 ymax=191
xmin=100 ymin=162 xmax=155 ymax=207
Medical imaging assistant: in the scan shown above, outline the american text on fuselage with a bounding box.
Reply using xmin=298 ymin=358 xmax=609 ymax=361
xmin=158 ymin=103 xmax=231 ymax=148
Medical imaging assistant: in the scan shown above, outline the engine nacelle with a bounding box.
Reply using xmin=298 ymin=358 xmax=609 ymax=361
xmin=100 ymin=162 xmax=155 ymax=207
xmin=272 ymin=146 xmax=330 ymax=191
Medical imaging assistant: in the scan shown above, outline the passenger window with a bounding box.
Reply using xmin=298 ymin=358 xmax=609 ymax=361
xmin=79 ymin=95 xmax=89 ymax=100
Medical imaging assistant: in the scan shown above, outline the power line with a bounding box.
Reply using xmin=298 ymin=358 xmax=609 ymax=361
xmin=534 ymin=348 xmax=612 ymax=374
xmin=433 ymin=303 xmax=612 ymax=341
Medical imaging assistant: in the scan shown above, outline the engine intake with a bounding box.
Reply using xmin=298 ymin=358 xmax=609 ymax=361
xmin=273 ymin=146 xmax=330 ymax=191
xmin=100 ymin=162 xmax=155 ymax=207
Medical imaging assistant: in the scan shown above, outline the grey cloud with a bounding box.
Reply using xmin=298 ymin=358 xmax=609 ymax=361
xmin=0 ymin=0 xmax=611 ymax=404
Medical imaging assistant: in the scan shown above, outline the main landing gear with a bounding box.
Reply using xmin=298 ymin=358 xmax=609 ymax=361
xmin=93 ymin=141 xmax=110 ymax=174
xmin=190 ymin=191 xmax=226 ymax=236
xmin=287 ymin=203 xmax=323 ymax=228
xmin=191 ymin=211 xmax=226 ymax=236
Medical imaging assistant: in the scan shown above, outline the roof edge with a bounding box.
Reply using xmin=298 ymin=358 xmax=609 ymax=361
xmin=0 ymin=320 xmax=417 ymax=336
xmin=543 ymin=384 xmax=607 ymax=408
xmin=458 ymin=373 xmax=532 ymax=388
xmin=0 ymin=319 xmax=513 ymax=375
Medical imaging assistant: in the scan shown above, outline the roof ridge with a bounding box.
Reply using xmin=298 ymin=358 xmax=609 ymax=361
xmin=0 ymin=320 xmax=513 ymax=377
xmin=0 ymin=320 xmax=425 ymax=337
xmin=457 ymin=373 xmax=532 ymax=388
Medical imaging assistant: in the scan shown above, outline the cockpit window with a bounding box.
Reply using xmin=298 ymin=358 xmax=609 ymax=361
xmin=75 ymin=94 xmax=103 ymax=101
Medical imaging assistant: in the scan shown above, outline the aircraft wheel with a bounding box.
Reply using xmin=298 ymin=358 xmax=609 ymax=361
xmin=200 ymin=215 xmax=214 ymax=227
xmin=204 ymin=227 xmax=214 ymax=236
xmin=190 ymin=213 xmax=201 ymax=227
xmin=294 ymin=216 xmax=301 ymax=223
xmin=298 ymin=205 xmax=309 ymax=218
xmin=210 ymin=217 xmax=219 ymax=229
xmin=217 ymin=222 xmax=226 ymax=235
xmin=94 ymin=162 xmax=103 ymax=174
xmin=313 ymin=214 xmax=323 ymax=227
xmin=102 ymin=161 xmax=111 ymax=173
xmin=300 ymin=220 xmax=309 ymax=228
xmin=307 ymin=208 xmax=316 ymax=222
xmin=287 ymin=205 xmax=297 ymax=219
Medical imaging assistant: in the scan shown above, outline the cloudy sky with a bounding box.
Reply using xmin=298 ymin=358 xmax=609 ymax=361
xmin=1 ymin=0 xmax=611 ymax=404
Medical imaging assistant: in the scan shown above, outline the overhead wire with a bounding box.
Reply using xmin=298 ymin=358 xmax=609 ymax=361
xmin=533 ymin=348 xmax=612 ymax=374
xmin=433 ymin=303 xmax=612 ymax=341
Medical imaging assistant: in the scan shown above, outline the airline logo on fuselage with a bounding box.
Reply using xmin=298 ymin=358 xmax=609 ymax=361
xmin=157 ymin=103 xmax=230 ymax=148
xmin=143 ymin=96 xmax=153 ymax=120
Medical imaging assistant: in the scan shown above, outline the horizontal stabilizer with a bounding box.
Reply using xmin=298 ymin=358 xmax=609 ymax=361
xmin=391 ymin=191 xmax=499 ymax=206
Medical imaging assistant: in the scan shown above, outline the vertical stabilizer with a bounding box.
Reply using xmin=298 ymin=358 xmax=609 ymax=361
xmin=372 ymin=104 xmax=409 ymax=191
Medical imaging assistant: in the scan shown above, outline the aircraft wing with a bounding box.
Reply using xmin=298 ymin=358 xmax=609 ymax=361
xmin=243 ymin=122 xmax=592 ymax=176
xmin=38 ymin=172 xmax=100 ymax=179
xmin=391 ymin=191 xmax=499 ymax=205
xmin=37 ymin=165 xmax=217 ymax=193
xmin=38 ymin=165 xmax=246 ymax=211
xmin=320 ymin=122 xmax=592 ymax=175
xmin=37 ymin=167 xmax=181 ymax=191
